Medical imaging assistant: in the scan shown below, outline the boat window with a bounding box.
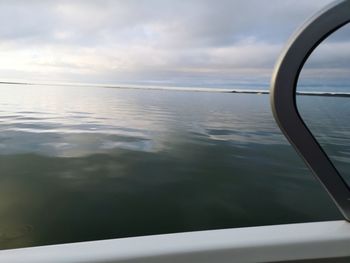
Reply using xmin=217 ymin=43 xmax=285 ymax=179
xmin=0 ymin=1 xmax=342 ymax=249
xmin=297 ymin=24 xmax=350 ymax=188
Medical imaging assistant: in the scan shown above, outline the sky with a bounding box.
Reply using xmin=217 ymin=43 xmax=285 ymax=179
xmin=0 ymin=0 xmax=348 ymax=87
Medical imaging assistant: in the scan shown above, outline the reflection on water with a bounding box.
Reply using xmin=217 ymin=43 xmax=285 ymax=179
xmin=0 ymin=84 xmax=340 ymax=249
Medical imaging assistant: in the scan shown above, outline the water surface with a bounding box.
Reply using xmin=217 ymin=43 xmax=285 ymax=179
xmin=0 ymin=84 xmax=342 ymax=249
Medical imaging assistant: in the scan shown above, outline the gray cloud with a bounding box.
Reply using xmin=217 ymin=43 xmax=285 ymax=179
xmin=0 ymin=0 xmax=333 ymax=45
xmin=1 ymin=0 xmax=348 ymax=86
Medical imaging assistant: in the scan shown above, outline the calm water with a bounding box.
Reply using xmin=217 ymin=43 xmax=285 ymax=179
xmin=0 ymin=84 xmax=344 ymax=249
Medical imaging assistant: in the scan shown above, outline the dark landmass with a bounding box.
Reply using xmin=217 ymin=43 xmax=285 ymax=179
xmin=0 ymin=81 xmax=29 ymax=85
xmin=0 ymin=81 xmax=349 ymax=97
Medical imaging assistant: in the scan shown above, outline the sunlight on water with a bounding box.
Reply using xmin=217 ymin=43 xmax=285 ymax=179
xmin=0 ymin=84 xmax=341 ymax=249
xmin=0 ymin=84 xmax=280 ymax=157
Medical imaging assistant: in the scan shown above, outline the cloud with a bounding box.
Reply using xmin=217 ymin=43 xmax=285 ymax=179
xmin=1 ymin=0 xmax=347 ymax=86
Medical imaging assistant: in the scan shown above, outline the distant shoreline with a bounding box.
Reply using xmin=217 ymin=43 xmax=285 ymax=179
xmin=0 ymin=81 xmax=30 ymax=85
xmin=0 ymin=81 xmax=349 ymax=97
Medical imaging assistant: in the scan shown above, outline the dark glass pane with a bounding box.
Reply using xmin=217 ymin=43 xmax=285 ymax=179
xmin=297 ymin=24 xmax=350 ymax=187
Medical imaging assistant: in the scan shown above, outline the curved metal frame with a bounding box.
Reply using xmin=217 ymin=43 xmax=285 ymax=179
xmin=270 ymin=0 xmax=350 ymax=221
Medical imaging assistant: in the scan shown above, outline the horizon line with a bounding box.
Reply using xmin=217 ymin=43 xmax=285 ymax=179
xmin=0 ymin=81 xmax=350 ymax=98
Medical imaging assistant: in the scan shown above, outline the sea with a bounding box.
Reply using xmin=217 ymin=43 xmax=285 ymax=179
xmin=0 ymin=82 xmax=348 ymax=249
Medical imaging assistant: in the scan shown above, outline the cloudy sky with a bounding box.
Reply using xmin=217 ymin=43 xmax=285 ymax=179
xmin=0 ymin=0 xmax=348 ymax=87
